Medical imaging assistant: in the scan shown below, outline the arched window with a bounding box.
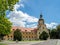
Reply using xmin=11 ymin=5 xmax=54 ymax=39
xmin=13 ymin=29 xmax=15 ymax=30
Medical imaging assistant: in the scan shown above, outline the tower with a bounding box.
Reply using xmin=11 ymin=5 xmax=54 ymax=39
xmin=37 ymin=14 xmax=49 ymax=39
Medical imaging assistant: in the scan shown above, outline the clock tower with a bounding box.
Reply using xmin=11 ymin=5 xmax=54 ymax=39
xmin=37 ymin=14 xmax=49 ymax=39
xmin=39 ymin=14 xmax=44 ymax=25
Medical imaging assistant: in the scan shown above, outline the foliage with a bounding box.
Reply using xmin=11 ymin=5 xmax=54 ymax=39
xmin=50 ymin=25 xmax=60 ymax=39
xmin=57 ymin=25 xmax=60 ymax=30
xmin=50 ymin=29 xmax=57 ymax=39
xmin=14 ymin=29 xmax=22 ymax=41
xmin=39 ymin=31 xmax=49 ymax=40
xmin=0 ymin=17 xmax=12 ymax=40
xmin=0 ymin=0 xmax=19 ymax=16
xmin=0 ymin=0 xmax=19 ymax=40
xmin=56 ymin=25 xmax=60 ymax=39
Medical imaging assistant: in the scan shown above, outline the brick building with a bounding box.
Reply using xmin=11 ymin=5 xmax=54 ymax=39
xmin=3 ymin=14 xmax=49 ymax=41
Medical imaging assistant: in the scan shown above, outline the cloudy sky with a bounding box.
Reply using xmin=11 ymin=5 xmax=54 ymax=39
xmin=6 ymin=0 xmax=60 ymax=29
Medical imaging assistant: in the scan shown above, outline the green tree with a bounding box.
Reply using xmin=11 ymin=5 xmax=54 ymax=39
xmin=0 ymin=17 xmax=12 ymax=40
xmin=39 ymin=31 xmax=49 ymax=40
xmin=14 ymin=29 xmax=22 ymax=41
xmin=0 ymin=0 xmax=19 ymax=40
xmin=57 ymin=25 xmax=60 ymax=30
xmin=50 ymin=29 xmax=57 ymax=39
xmin=49 ymin=25 xmax=60 ymax=39
xmin=0 ymin=0 xmax=19 ymax=16
xmin=56 ymin=25 xmax=60 ymax=39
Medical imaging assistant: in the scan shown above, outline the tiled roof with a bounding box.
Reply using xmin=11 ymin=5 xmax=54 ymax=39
xmin=12 ymin=26 xmax=37 ymax=32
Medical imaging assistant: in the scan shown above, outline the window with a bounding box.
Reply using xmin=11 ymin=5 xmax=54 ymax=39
xmin=23 ymin=36 xmax=24 ymax=38
xmin=32 ymin=33 xmax=33 ymax=34
xmin=8 ymin=36 xmax=9 ymax=40
xmin=25 ymin=30 xmax=27 ymax=31
xmin=26 ymin=36 xmax=27 ymax=38
xmin=26 ymin=32 xmax=27 ymax=34
xmin=43 ymin=27 xmax=44 ymax=29
xmin=29 ymin=36 xmax=30 ymax=38
xmin=39 ymin=32 xmax=40 ymax=34
xmin=32 ymin=36 xmax=33 ymax=38
xmin=13 ymin=29 xmax=15 ymax=30
xmin=11 ymin=36 xmax=12 ymax=38
xmin=8 ymin=36 xmax=9 ymax=38
xmin=29 ymin=32 xmax=30 ymax=34
xmin=23 ymin=32 xmax=24 ymax=34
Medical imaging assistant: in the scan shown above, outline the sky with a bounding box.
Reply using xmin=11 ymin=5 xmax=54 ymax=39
xmin=6 ymin=0 xmax=60 ymax=29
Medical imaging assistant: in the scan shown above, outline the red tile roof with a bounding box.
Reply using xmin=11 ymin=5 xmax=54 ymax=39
xmin=12 ymin=26 xmax=37 ymax=32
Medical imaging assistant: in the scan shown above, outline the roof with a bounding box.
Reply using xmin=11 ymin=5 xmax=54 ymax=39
xmin=11 ymin=26 xmax=37 ymax=32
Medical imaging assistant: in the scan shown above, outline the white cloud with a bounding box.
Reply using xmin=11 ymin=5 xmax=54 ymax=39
xmin=26 ymin=24 xmax=37 ymax=28
xmin=20 ymin=4 xmax=24 ymax=8
xmin=8 ymin=0 xmax=58 ymax=29
xmin=46 ymin=22 xmax=58 ymax=29
xmin=9 ymin=10 xmax=38 ymax=27
xmin=8 ymin=1 xmax=38 ymax=28
xmin=14 ymin=4 xmax=20 ymax=10
xmin=14 ymin=2 xmax=24 ymax=11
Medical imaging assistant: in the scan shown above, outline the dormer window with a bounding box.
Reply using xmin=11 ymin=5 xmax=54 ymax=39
xmin=13 ymin=29 xmax=15 ymax=30
xmin=25 ymin=30 xmax=27 ymax=31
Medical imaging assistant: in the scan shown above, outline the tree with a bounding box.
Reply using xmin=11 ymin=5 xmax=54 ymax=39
xmin=0 ymin=17 xmax=12 ymax=40
xmin=0 ymin=0 xmax=19 ymax=40
xmin=0 ymin=0 xmax=19 ymax=16
xmin=39 ymin=31 xmax=49 ymax=40
xmin=56 ymin=25 xmax=60 ymax=39
xmin=57 ymin=25 xmax=60 ymax=30
xmin=14 ymin=29 xmax=22 ymax=41
xmin=50 ymin=29 xmax=57 ymax=39
xmin=49 ymin=25 xmax=60 ymax=39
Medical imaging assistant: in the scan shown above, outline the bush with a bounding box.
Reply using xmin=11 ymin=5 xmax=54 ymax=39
xmin=39 ymin=31 xmax=49 ymax=40
xmin=14 ymin=29 xmax=22 ymax=41
xmin=50 ymin=29 xmax=57 ymax=39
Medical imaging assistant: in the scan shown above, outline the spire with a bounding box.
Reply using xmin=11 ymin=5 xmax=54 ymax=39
xmin=40 ymin=13 xmax=43 ymax=19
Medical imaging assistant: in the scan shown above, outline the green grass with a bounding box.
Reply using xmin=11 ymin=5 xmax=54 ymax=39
xmin=0 ymin=43 xmax=8 ymax=45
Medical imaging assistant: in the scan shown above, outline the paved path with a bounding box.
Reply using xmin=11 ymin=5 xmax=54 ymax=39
xmin=32 ymin=39 xmax=59 ymax=45
xmin=8 ymin=41 xmax=43 ymax=45
xmin=1 ymin=39 xmax=60 ymax=45
xmin=0 ymin=41 xmax=42 ymax=45
xmin=56 ymin=40 xmax=60 ymax=45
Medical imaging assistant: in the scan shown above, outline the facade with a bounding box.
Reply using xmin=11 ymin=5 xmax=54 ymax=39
xmin=3 ymin=27 xmax=37 ymax=41
xmin=3 ymin=14 xmax=49 ymax=41
xmin=37 ymin=14 xmax=49 ymax=39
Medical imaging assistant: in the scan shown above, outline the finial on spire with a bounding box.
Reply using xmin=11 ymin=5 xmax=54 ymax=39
xmin=40 ymin=12 xmax=43 ymax=19
xmin=40 ymin=14 xmax=42 ymax=18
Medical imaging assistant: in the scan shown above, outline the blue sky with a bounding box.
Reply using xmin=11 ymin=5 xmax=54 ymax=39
xmin=7 ymin=0 xmax=60 ymax=29
xmin=20 ymin=0 xmax=60 ymax=23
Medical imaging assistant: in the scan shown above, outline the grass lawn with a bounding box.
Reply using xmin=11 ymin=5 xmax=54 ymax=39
xmin=0 ymin=43 xmax=8 ymax=45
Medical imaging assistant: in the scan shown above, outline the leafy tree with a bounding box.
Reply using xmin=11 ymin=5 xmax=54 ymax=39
xmin=0 ymin=17 xmax=12 ymax=40
xmin=56 ymin=25 xmax=60 ymax=39
xmin=50 ymin=29 xmax=57 ymax=39
xmin=57 ymin=25 xmax=60 ymax=30
xmin=49 ymin=25 xmax=60 ymax=39
xmin=39 ymin=31 xmax=49 ymax=40
xmin=0 ymin=0 xmax=19 ymax=16
xmin=14 ymin=29 xmax=22 ymax=41
xmin=0 ymin=0 xmax=19 ymax=40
